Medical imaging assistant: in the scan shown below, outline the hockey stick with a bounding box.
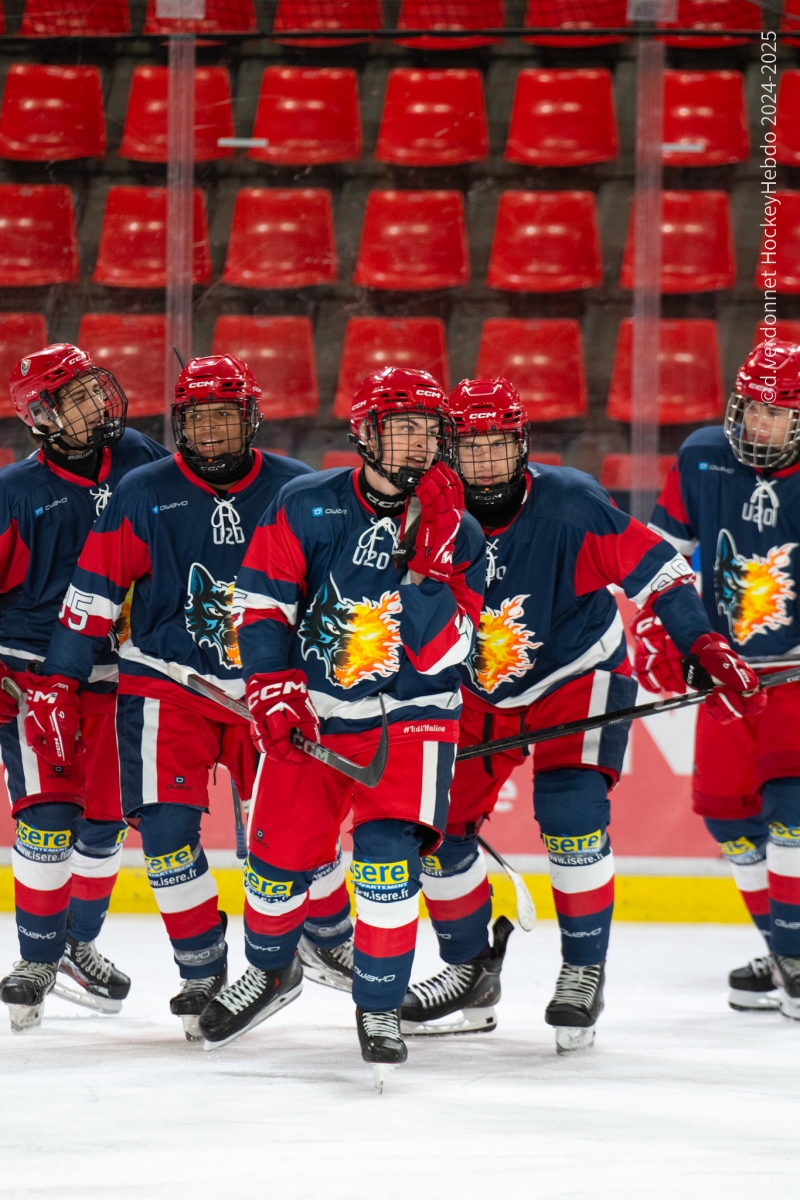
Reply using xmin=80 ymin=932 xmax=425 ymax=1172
xmin=477 ymin=835 xmax=536 ymax=932
xmin=1 ymin=676 xmax=23 ymax=704
xmin=456 ymin=664 xmax=800 ymax=762
xmin=230 ymin=779 xmax=247 ymax=860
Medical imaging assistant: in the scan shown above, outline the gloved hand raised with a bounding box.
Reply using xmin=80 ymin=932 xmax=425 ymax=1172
xmin=246 ymin=668 xmax=320 ymax=764
xmin=405 ymin=461 xmax=465 ymax=584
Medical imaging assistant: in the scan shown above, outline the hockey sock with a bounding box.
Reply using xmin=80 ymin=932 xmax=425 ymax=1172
xmin=534 ymin=768 xmax=613 ymax=966
xmin=420 ymin=833 xmax=492 ymax=964
xmin=761 ymin=778 xmax=800 ymax=957
xmin=68 ymin=818 xmax=128 ymax=943
xmin=12 ymin=801 xmax=81 ymax=964
xmin=137 ymin=804 xmax=227 ymax=980
xmin=303 ymin=844 xmax=353 ymax=950
xmin=704 ymin=816 xmax=770 ymax=944
xmin=243 ymin=851 xmax=313 ymax=969
xmin=351 ymin=819 xmax=423 ymax=1011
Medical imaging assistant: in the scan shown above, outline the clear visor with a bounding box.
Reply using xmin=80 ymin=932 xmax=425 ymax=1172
xmin=724 ymin=391 xmax=800 ymax=471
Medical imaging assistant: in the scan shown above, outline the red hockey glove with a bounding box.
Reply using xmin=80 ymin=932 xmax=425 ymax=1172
xmin=630 ymin=607 xmax=687 ymax=695
xmin=246 ymin=668 xmax=320 ymax=764
xmin=405 ymin=462 xmax=464 ymax=583
xmin=688 ymin=633 xmax=766 ymax=725
xmin=0 ymin=662 xmax=21 ymax=726
xmin=24 ymin=672 xmax=82 ymax=766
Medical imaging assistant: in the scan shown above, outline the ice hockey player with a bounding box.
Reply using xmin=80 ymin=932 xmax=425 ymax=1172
xmin=643 ymin=341 xmax=800 ymax=1020
xmin=402 ymin=377 xmax=763 ymax=1053
xmin=0 ymin=344 xmax=169 ymax=1031
xmin=32 ymin=354 xmax=331 ymax=1041
xmin=197 ymin=366 xmax=486 ymax=1088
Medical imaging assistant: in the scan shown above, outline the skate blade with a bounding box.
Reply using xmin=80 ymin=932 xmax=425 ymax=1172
xmin=728 ymin=988 xmax=780 ymax=1012
xmin=555 ymin=1025 xmax=596 ymax=1054
xmin=299 ymin=964 xmax=352 ymax=994
xmin=401 ymin=1006 xmax=497 ymax=1037
xmin=777 ymin=988 xmax=800 ymax=1021
xmin=372 ymin=1063 xmax=396 ymax=1094
xmin=180 ymin=1015 xmax=203 ymax=1042
xmin=7 ymin=1002 xmax=44 ymax=1032
xmin=52 ymin=980 xmax=122 ymax=1015
xmin=202 ymin=980 xmax=303 ymax=1052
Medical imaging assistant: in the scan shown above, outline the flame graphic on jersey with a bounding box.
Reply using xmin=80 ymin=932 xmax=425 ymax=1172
xmin=184 ymin=563 xmax=241 ymax=670
xmin=300 ymin=575 xmax=402 ymax=689
xmin=714 ymin=529 xmax=797 ymax=645
xmin=114 ymin=582 xmax=135 ymax=646
xmin=469 ymin=595 xmax=542 ymax=693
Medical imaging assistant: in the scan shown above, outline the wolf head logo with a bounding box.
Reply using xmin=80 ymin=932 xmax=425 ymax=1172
xmin=299 ymin=574 xmax=401 ymax=689
xmin=184 ymin=562 xmax=241 ymax=669
xmin=714 ymin=528 xmax=797 ymax=645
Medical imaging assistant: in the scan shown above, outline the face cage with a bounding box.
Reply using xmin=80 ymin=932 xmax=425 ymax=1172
xmin=30 ymin=367 xmax=127 ymax=450
xmin=352 ymin=407 xmax=449 ymax=494
xmin=172 ymin=396 xmax=261 ymax=481
xmin=453 ymin=428 xmax=529 ymax=505
xmin=724 ymin=391 xmax=800 ymax=472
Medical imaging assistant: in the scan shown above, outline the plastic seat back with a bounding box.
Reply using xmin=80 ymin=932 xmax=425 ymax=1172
xmin=621 ymin=191 xmax=735 ymax=293
xmin=524 ymin=0 xmax=630 ymax=47
xmin=755 ymin=191 xmax=800 ymax=293
xmin=529 ymin=452 xmax=564 ymax=466
xmin=753 ymin=319 xmax=800 ymax=346
xmin=78 ymin=314 xmax=165 ymax=418
xmin=781 ymin=0 xmax=800 ymax=44
xmin=144 ymin=0 xmax=256 ymax=32
xmin=776 ymin=72 xmax=800 ymax=165
xmin=659 ymin=0 xmax=761 ymax=47
xmin=211 ymin=316 xmax=318 ymax=419
xmin=92 ymin=187 xmax=211 ymax=288
xmin=0 ymin=65 xmax=105 ymax=161
xmin=488 ymin=191 xmax=602 ymax=292
xmin=662 ymin=71 xmax=748 ymax=166
xmin=0 ymin=185 xmax=78 ymax=286
xmin=607 ymin=319 xmax=723 ymax=423
xmin=20 ymin=0 xmax=130 ymax=35
xmin=322 ymin=451 xmax=362 ymax=470
xmin=0 ymin=314 xmax=48 ymax=418
xmin=476 ymin=319 xmax=587 ymax=421
xmin=354 ymin=191 xmax=469 ymax=291
xmin=273 ymin=0 xmax=381 ymax=45
xmin=120 ymin=67 xmax=234 ymax=163
xmin=505 ymin=69 xmax=617 ymax=167
xmin=249 ymin=68 xmax=361 ymax=165
xmin=395 ymin=2 xmax=504 ymax=50
xmin=221 ymin=189 xmax=337 ymax=290
xmin=333 ymin=318 xmax=449 ymax=419
xmin=376 ymin=69 xmax=488 ymax=166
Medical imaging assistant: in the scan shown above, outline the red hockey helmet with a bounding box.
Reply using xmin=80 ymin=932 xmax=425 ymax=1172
xmin=172 ymin=354 xmax=262 ymax=482
xmin=726 ymin=341 xmax=800 ymax=471
xmin=350 ymin=366 xmax=449 ymax=494
xmin=448 ymin=378 xmax=529 ymax=505
xmin=9 ymin=343 xmax=127 ymax=448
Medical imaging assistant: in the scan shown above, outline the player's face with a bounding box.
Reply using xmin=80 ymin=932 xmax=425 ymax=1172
xmin=182 ymin=402 xmax=245 ymax=458
xmin=742 ymin=400 xmax=794 ymax=447
xmin=48 ymin=374 xmax=105 ymax=449
xmin=374 ymin=414 xmax=440 ymax=474
xmin=458 ymin=432 xmax=517 ymax=487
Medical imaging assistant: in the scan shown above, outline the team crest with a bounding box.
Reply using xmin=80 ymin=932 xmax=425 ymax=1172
xmin=184 ymin=562 xmax=242 ymax=669
xmin=20 ymin=358 xmax=30 ymax=377
xmin=299 ymin=575 xmax=402 ymax=689
xmin=714 ymin=529 xmax=797 ymax=645
xmin=468 ymin=595 xmax=542 ymax=693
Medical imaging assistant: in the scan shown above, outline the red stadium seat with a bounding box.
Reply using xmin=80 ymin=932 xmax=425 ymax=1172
xmin=376 ymin=70 xmax=488 ymax=167
xmin=77 ymin=315 xmax=165 ymax=418
xmin=523 ymin=0 xmax=630 ymax=47
xmin=475 ymin=319 xmax=587 ymax=421
xmin=505 ymin=69 xmax=618 ymax=167
xmin=0 ymin=185 xmax=78 ymax=287
xmin=221 ymin=189 xmax=337 ymax=290
xmin=607 ymin=319 xmax=723 ymax=424
xmin=322 ymin=451 xmax=362 ymax=469
xmin=658 ymin=0 xmax=761 ymax=48
xmin=620 ymin=191 xmax=735 ymax=293
xmin=119 ymin=67 xmax=234 ymax=163
xmin=211 ymin=316 xmax=318 ymax=420
xmin=488 ymin=191 xmax=602 ymax=293
xmin=755 ymin=191 xmax=800 ymax=293
xmin=273 ymin=0 xmax=381 ymax=46
xmin=776 ymin=72 xmax=800 ymax=165
xmin=662 ymin=71 xmax=748 ymax=166
xmin=19 ymin=0 xmax=129 ymax=35
xmin=248 ymin=68 xmax=361 ymax=165
xmin=333 ymin=317 xmax=449 ymax=419
xmin=753 ymin=319 xmax=800 ymax=346
xmin=144 ymin=0 xmax=256 ymax=33
xmin=0 ymin=314 xmax=48 ymax=418
xmin=0 ymin=449 xmax=14 ymax=468
xmin=395 ymin=2 xmax=504 ymax=49
xmin=529 ymin=451 xmax=564 ymax=466
xmin=600 ymin=455 xmax=676 ymax=492
xmin=0 ymin=65 xmax=105 ymax=162
xmin=92 ymin=187 xmax=211 ymax=289
xmin=782 ymin=0 xmax=800 ymax=44
xmin=353 ymin=191 xmax=469 ymax=291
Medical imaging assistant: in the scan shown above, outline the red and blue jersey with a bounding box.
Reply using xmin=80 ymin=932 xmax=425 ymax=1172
xmin=43 ymin=451 xmax=312 ymax=705
xmin=0 ymin=430 xmax=168 ymax=687
xmin=461 ymin=464 xmax=711 ymax=709
xmin=236 ymin=468 xmax=487 ymax=740
xmin=650 ymin=425 xmax=800 ymax=659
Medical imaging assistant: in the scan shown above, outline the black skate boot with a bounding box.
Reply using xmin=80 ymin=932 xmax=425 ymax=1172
xmin=544 ymin=960 xmax=605 ymax=1054
xmin=356 ymin=1007 xmax=407 ymax=1093
xmin=199 ymin=956 xmax=303 ymax=1051
xmin=0 ymin=960 xmax=58 ymax=1032
xmin=170 ymin=970 xmax=228 ymax=1042
xmin=298 ymin=934 xmax=354 ymax=993
xmin=728 ymin=955 xmax=779 ymax=1012
xmin=400 ymin=916 xmax=514 ymax=1036
xmin=772 ymin=954 xmax=800 ymax=1020
xmin=54 ymin=934 xmax=131 ymax=1015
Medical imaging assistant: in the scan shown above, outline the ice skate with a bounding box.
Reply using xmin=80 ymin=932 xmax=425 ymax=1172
xmin=356 ymin=1007 xmax=407 ymax=1093
xmin=54 ymin=934 xmax=131 ymax=1015
xmin=199 ymin=957 xmax=303 ymax=1051
xmin=0 ymin=960 xmax=58 ymax=1032
xmin=298 ymin=934 xmax=354 ymax=993
xmin=545 ymin=961 xmax=605 ymax=1054
xmin=772 ymin=954 xmax=800 ymax=1020
xmin=728 ymin=955 xmax=779 ymax=1012
xmin=401 ymin=916 xmax=514 ymax=1036
xmin=170 ymin=969 xmax=228 ymax=1042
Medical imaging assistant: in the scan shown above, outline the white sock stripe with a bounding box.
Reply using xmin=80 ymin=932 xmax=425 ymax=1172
xmin=70 ymin=847 xmax=123 ymax=880
xmin=12 ymin=846 xmax=73 ymax=891
xmin=766 ymin=842 xmax=800 ymax=880
xmin=421 ymin=852 xmax=487 ymax=901
xmin=418 ymin=741 xmax=439 ymax=827
xmin=548 ymin=850 xmax=615 ymax=895
xmin=16 ymin=707 xmax=43 ymax=796
xmin=245 ymin=888 xmax=308 ymax=919
xmin=141 ymin=698 xmax=160 ymax=803
xmin=730 ymin=859 xmax=769 ymax=893
xmin=581 ymin=671 xmax=611 ymax=767
xmin=150 ymin=869 xmax=217 ymax=914
xmin=309 ymin=860 xmax=345 ymax=900
xmin=354 ymin=892 xmax=419 ymax=929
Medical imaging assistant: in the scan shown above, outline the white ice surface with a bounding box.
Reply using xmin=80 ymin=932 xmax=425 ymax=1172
xmin=1 ymin=915 xmax=799 ymax=1200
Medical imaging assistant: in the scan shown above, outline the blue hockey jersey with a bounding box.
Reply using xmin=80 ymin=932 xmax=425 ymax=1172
xmin=44 ymin=451 xmax=312 ymax=702
xmin=650 ymin=425 xmax=800 ymax=659
xmin=236 ymin=468 xmax=487 ymax=739
xmin=0 ymin=431 xmax=168 ymax=686
xmin=460 ymin=464 xmax=711 ymax=709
